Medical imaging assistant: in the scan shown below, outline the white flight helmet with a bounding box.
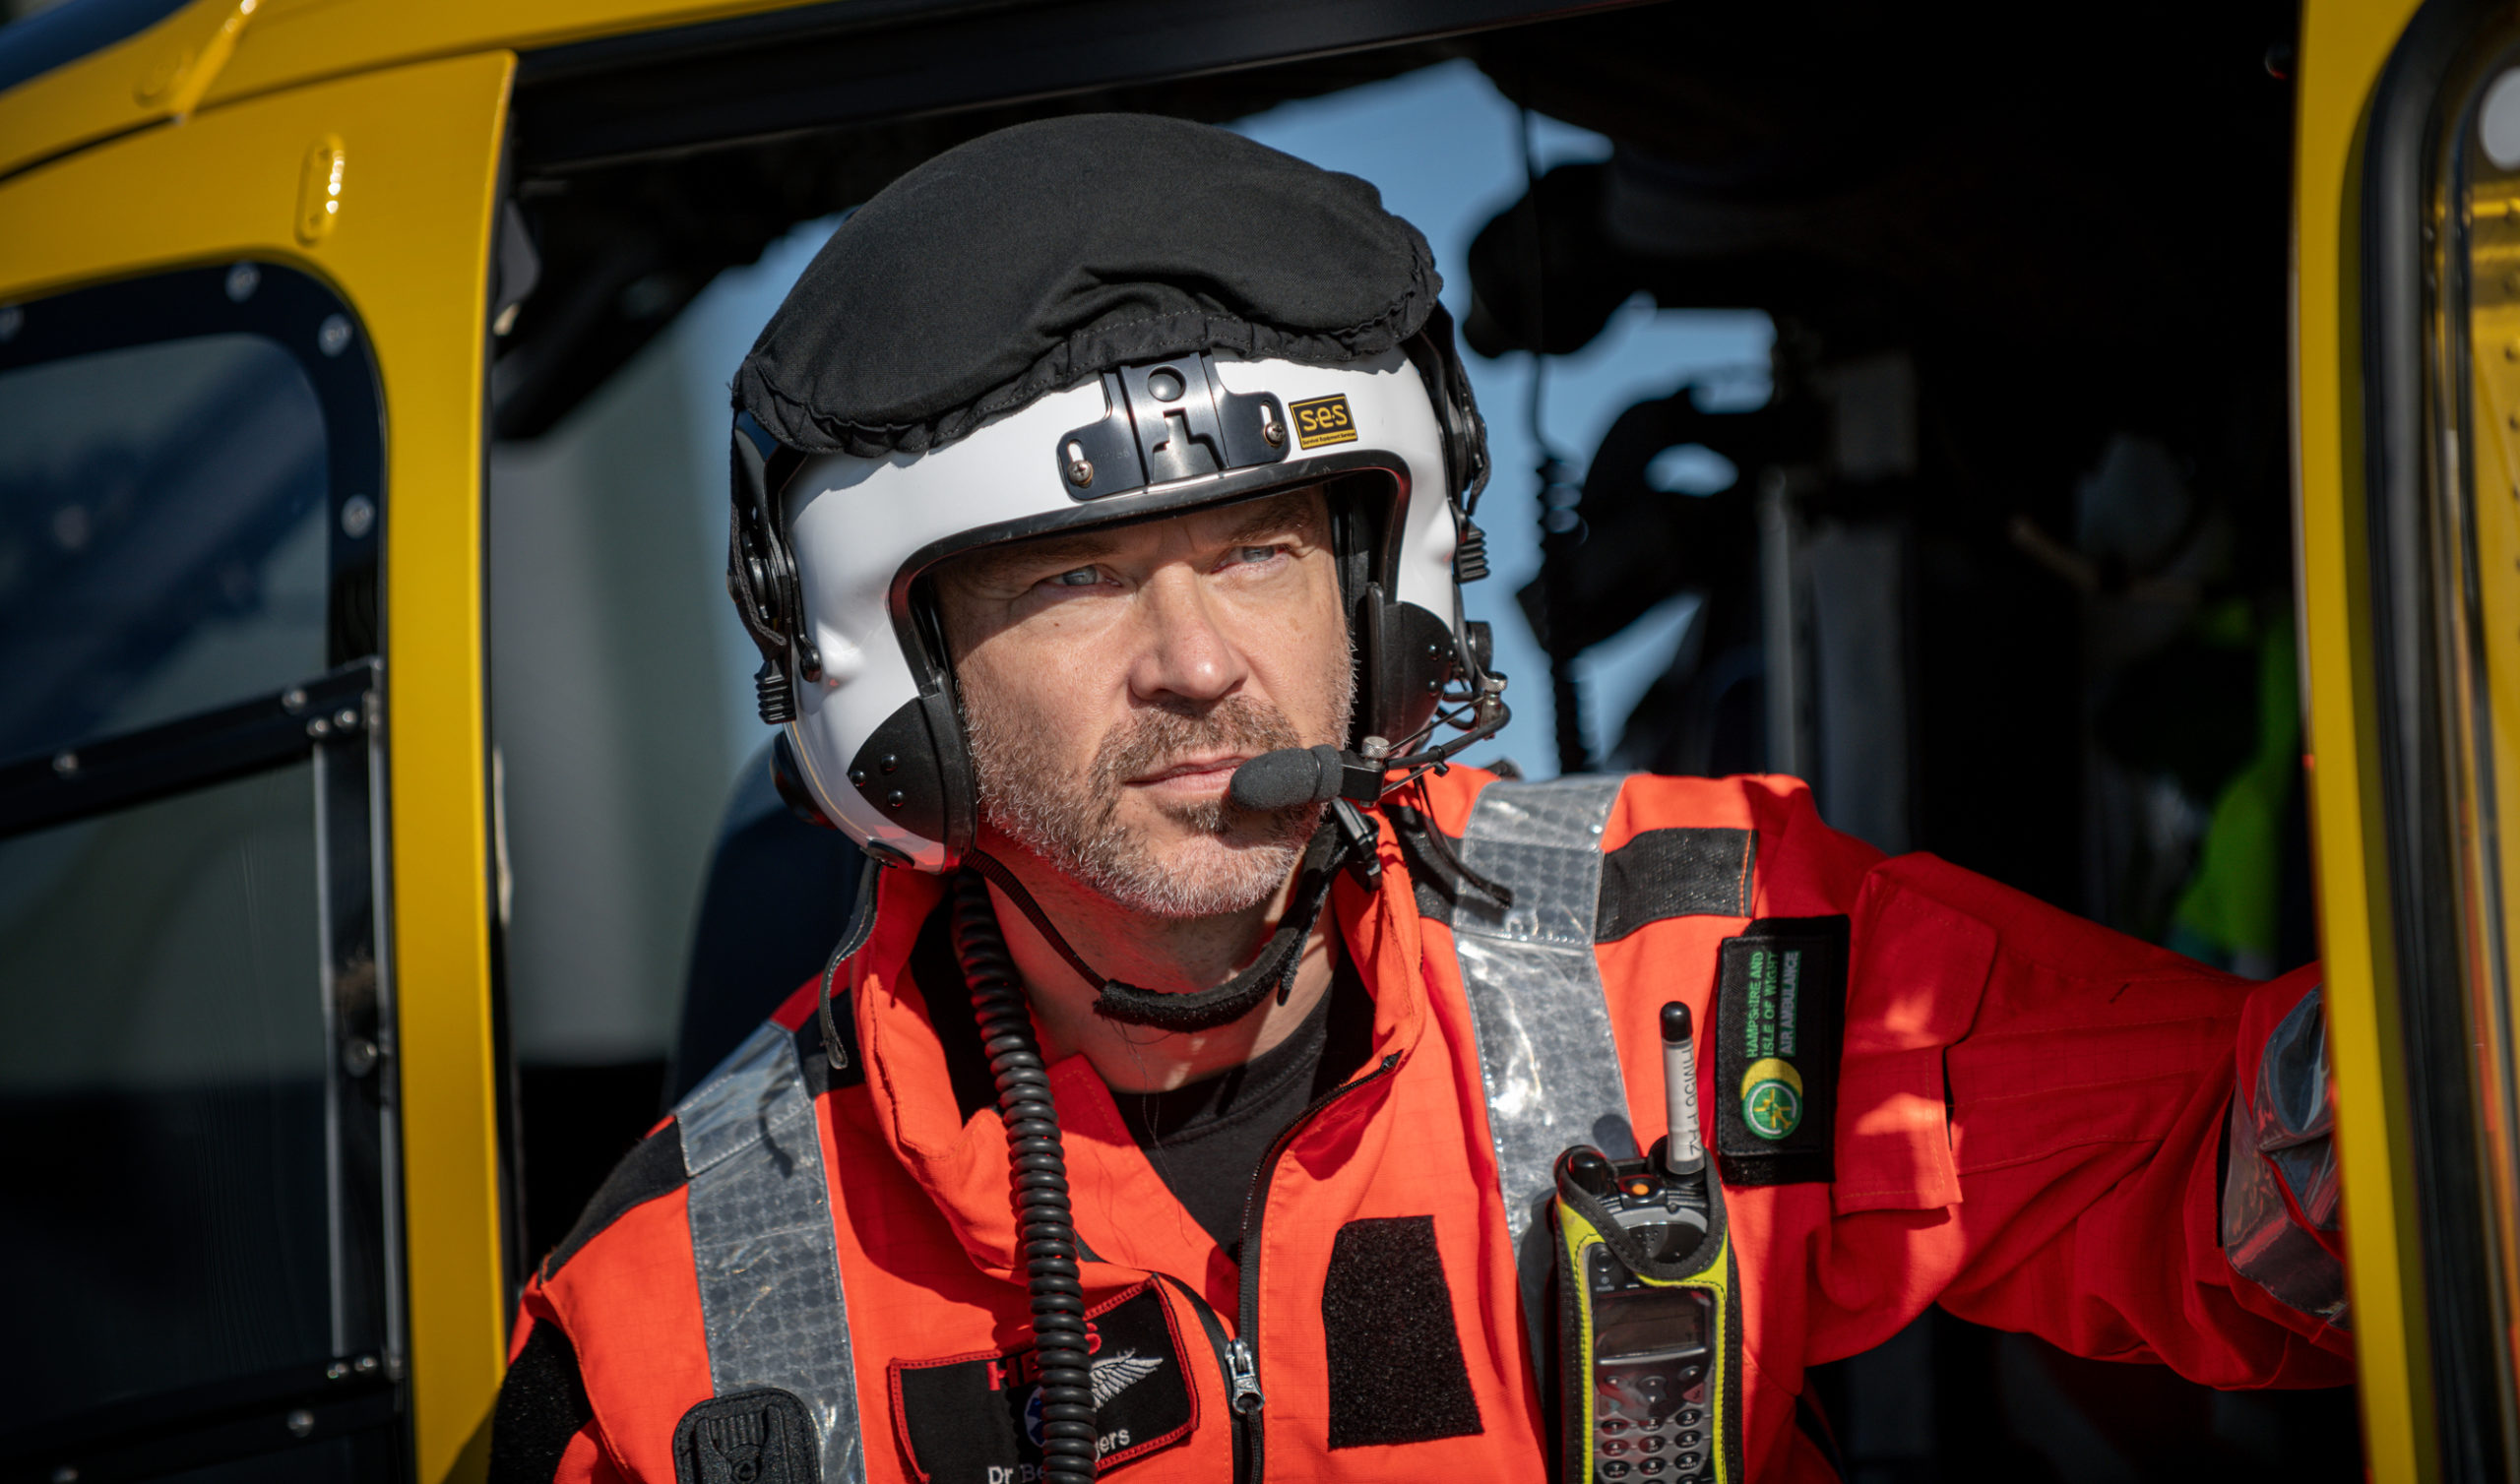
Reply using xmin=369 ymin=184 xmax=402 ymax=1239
xmin=731 ymin=334 xmax=1499 ymax=871
xmin=722 ymin=115 xmax=1503 ymax=873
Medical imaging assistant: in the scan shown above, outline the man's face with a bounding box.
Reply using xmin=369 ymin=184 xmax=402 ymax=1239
xmin=934 ymin=488 xmax=1354 ymax=918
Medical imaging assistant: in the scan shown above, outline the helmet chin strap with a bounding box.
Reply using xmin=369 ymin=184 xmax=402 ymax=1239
xmin=959 ymin=823 xmax=1354 ymax=1034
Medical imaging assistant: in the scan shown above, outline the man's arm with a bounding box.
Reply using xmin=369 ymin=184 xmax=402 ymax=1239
xmin=1810 ymin=849 xmax=2351 ymax=1386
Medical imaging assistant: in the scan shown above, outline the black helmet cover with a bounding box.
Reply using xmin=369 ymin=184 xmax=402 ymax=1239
xmin=732 ymin=113 xmax=1444 ymax=458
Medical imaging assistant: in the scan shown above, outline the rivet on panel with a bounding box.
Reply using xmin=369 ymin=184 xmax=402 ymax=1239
xmin=134 ymin=45 xmax=192 ymax=105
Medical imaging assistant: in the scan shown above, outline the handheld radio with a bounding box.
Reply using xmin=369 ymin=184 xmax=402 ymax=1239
xmin=1551 ymin=1002 xmax=1738 ymax=1482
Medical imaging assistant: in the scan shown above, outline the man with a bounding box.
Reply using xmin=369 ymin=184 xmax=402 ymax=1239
xmin=490 ymin=114 xmax=2348 ymax=1484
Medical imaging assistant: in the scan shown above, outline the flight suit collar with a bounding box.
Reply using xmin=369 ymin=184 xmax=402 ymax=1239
xmin=849 ymin=817 xmax=1429 ymax=1289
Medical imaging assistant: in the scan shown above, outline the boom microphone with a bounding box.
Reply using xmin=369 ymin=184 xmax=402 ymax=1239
xmin=1228 ymin=744 xmax=1346 ymax=812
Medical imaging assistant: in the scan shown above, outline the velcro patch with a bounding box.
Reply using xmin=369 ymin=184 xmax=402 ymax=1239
xmin=889 ymin=1282 xmax=1195 ymax=1482
xmin=1321 ymin=1214 xmax=1483 ymax=1449
xmin=673 ymin=1388 xmax=822 ymax=1484
xmin=1713 ymin=916 xmax=1848 ymax=1185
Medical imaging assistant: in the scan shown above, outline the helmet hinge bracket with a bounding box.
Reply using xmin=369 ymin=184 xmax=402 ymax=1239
xmin=1053 ymin=352 xmax=1290 ymax=502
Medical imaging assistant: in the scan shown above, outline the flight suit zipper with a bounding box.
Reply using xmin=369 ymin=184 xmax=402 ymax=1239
xmin=1144 ymin=1271 xmax=1245 ymax=1482
xmin=1225 ymin=1049 xmax=1402 ymax=1481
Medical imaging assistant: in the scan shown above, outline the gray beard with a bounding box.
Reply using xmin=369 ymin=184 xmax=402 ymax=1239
xmin=962 ymin=677 xmax=1354 ymax=919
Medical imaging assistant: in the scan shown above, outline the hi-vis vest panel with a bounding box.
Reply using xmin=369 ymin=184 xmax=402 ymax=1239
xmin=675 ymin=1020 xmax=866 ymax=1482
xmin=670 ymin=776 xmax=1724 ymax=1482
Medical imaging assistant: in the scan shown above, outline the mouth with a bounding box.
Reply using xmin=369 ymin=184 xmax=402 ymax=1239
xmin=1124 ymin=752 xmax=1254 ymax=790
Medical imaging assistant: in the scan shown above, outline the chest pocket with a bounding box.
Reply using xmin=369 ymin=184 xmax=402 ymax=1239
xmin=1829 ymin=867 xmax=1986 ymax=1215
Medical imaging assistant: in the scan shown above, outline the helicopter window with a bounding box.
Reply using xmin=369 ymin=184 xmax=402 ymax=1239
xmin=0 ymin=333 xmax=329 ymax=765
xmin=2453 ymin=54 xmax=2520 ymax=1453
xmin=2370 ymin=29 xmax=2520 ymax=1453
xmin=0 ymin=765 xmax=329 ymax=1427
xmin=0 ymin=265 xmax=395 ymax=1480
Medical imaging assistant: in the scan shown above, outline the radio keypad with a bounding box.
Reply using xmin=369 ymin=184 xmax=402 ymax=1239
xmin=1589 ymin=1250 xmax=1713 ymax=1483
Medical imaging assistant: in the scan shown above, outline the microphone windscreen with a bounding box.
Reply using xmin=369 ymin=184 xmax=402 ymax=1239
xmin=1228 ymin=744 xmax=1343 ymax=812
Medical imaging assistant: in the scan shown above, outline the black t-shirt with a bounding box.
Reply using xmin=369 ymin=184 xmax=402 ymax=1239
xmin=1110 ymin=949 xmax=1376 ymax=1258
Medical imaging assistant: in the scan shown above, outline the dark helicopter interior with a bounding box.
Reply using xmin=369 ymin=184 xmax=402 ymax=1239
xmin=485 ymin=2 xmax=2353 ymax=1478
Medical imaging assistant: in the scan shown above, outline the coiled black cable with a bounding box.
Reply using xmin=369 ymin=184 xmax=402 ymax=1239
xmin=951 ymin=869 xmax=1099 ymax=1481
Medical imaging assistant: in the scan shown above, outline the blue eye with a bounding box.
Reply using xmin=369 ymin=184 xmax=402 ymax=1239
xmin=1234 ymin=545 xmax=1280 ymax=565
xmin=1051 ymin=567 xmax=1099 ymax=587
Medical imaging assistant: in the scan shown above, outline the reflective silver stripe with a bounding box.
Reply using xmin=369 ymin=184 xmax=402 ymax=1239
xmin=1449 ymin=773 xmax=1636 ymax=1361
xmin=679 ymin=1021 xmax=864 ymax=1482
xmin=2220 ymin=984 xmax=2348 ymax=1329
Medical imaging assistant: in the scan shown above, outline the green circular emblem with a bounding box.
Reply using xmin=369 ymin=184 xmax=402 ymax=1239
xmin=1742 ymin=1078 xmax=1802 ymax=1141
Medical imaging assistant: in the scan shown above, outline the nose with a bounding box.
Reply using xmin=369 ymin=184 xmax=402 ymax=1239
xmin=1126 ymin=562 xmax=1247 ymax=706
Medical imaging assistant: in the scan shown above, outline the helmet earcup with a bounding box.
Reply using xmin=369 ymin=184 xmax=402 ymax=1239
xmin=1363 ymin=589 xmax=1460 ymax=745
xmin=841 ymin=693 xmax=973 ymax=864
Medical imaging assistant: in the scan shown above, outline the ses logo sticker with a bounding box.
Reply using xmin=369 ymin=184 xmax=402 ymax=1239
xmin=1289 ymin=394 xmax=1357 ymax=450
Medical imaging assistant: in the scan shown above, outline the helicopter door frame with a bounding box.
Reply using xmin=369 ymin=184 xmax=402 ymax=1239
xmin=0 ymin=49 xmax=517 ymax=1484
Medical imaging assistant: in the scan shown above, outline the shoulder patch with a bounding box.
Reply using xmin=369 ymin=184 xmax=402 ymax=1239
xmin=673 ymin=1388 xmax=822 ymax=1484
xmin=1597 ymin=827 xmax=1756 ymax=939
xmin=489 ymin=1322 xmax=593 ymax=1483
xmin=888 ymin=1282 xmax=1195 ymax=1481
xmin=1712 ymin=915 xmax=1848 ymax=1185
xmin=1394 ymin=810 xmax=1757 ymax=938
xmin=544 ymin=1119 xmax=687 ymax=1279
